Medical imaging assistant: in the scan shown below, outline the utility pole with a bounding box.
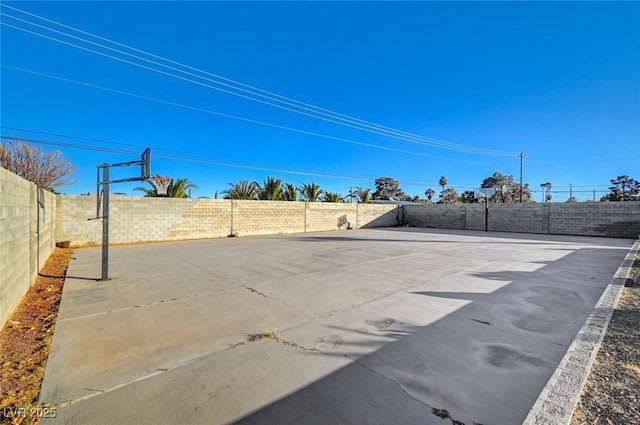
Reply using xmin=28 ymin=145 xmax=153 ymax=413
xmin=569 ymin=183 xmax=573 ymax=201
xmin=519 ymin=152 xmax=524 ymax=203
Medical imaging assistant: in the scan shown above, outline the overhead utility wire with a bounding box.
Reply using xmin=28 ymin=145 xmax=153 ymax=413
xmin=1 ymin=17 xmax=505 ymax=156
xmin=1 ymin=7 xmax=516 ymax=157
xmin=2 ymin=20 xmax=483 ymax=155
xmin=2 ymin=135 xmax=463 ymax=187
xmin=1 ymin=65 xmax=491 ymax=167
xmin=1 ymin=6 xmax=515 ymax=156
xmin=3 ymin=3 xmax=461 ymax=152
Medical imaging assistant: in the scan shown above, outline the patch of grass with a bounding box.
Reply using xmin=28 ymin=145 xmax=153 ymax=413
xmin=432 ymin=408 xmax=450 ymax=419
xmin=249 ymin=330 xmax=281 ymax=342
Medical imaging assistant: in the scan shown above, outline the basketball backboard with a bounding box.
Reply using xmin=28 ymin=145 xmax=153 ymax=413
xmin=141 ymin=148 xmax=150 ymax=180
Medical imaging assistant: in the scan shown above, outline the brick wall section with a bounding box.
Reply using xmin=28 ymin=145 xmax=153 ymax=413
xmin=488 ymin=204 xmax=550 ymax=234
xmin=232 ymin=200 xmax=305 ymax=236
xmin=306 ymin=202 xmax=356 ymax=232
xmin=549 ymin=203 xmax=640 ymax=238
xmin=404 ymin=202 xmax=640 ymax=238
xmin=55 ymin=197 xmax=404 ymax=245
xmin=170 ymin=200 xmax=231 ymax=239
xmin=357 ymin=204 xmax=399 ymax=228
xmin=35 ymin=188 xmax=57 ymax=273
xmin=464 ymin=205 xmax=486 ymax=231
xmin=0 ymin=169 xmax=56 ymax=325
xmin=56 ymin=196 xmax=234 ymax=245
xmin=403 ymin=204 xmax=467 ymax=229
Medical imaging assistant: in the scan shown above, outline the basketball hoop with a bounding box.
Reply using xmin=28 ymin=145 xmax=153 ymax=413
xmin=475 ymin=187 xmax=496 ymax=202
xmin=149 ymin=176 xmax=172 ymax=196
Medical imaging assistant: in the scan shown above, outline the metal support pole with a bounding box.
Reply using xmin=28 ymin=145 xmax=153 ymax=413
xmin=96 ymin=166 xmax=101 ymax=217
xmin=101 ymin=166 xmax=110 ymax=281
xmin=519 ymin=152 xmax=524 ymax=203
xmin=485 ymin=198 xmax=489 ymax=232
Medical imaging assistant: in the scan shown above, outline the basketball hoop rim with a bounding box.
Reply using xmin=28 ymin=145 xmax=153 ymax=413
xmin=148 ymin=176 xmax=172 ymax=196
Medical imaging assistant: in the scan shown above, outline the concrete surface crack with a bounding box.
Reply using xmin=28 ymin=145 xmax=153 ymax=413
xmin=247 ymin=331 xmax=319 ymax=352
xmin=343 ymin=353 xmax=432 ymax=410
xmin=243 ymin=285 xmax=268 ymax=297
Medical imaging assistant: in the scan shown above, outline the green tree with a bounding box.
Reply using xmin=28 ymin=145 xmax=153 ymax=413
xmin=322 ymin=191 xmax=344 ymax=202
xmin=134 ymin=176 xmax=198 ymax=198
xmin=168 ymin=178 xmax=198 ymax=198
xmin=461 ymin=190 xmax=477 ymax=203
xmin=282 ymin=183 xmax=298 ymax=201
xmin=601 ymin=175 xmax=640 ymax=201
xmin=425 ymin=188 xmax=436 ymax=202
xmin=373 ymin=177 xmax=407 ymax=200
xmin=354 ymin=187 xmax=372 ymax=203
xmin=300 ymin=182 xmax=323 ymax=202
xmin=223 ymin=180 xmax=259 ymax=200
xmin=481 ymin=171 xmax=533 ymax=203
xmin=439 ymin=187 xmax=459 ymax=204
xmin=259 ymin=176 xmax=283 ymax=200
xmin=438 ymin=176 xmax=448 ymax=193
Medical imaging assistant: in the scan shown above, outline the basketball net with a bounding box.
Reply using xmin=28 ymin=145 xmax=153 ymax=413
xmin=149 ymin=177 xmax=172 ymax=196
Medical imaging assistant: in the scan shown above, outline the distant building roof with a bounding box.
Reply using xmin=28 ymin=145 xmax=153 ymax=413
xmin=370 ymin=199 xmax=417 ymax=206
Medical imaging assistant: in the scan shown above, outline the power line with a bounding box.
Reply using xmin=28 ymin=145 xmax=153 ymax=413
xmin=0 ymin=5 xmax=517 ymax=157
xmin=1 ymin=65 xmax=494 ymax=166
xmin=4 ymin=134 xmax=479 ymax=188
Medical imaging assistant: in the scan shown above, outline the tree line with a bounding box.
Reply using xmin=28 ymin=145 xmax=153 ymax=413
xmin=2 ymin=140 xmax=638 ymax=203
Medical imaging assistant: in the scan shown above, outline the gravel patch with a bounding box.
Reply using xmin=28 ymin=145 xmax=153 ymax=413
xmin=571 ymin=260 xmax=640 ymax=425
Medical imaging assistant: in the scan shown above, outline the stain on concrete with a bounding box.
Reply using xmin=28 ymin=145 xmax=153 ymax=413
xmin=524 ymin=286 xmax=583 ymax=311
xmin=315 ymin=334 xmax=343 ymax=349
xmin=481 ymin=343 xmax=547 ymax=370
xmin=366 ymin=318 xmax=396 ymax=329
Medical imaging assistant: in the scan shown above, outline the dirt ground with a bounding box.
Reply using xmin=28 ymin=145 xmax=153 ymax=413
xmin=0 ymin=248 xmax=72 ymax=425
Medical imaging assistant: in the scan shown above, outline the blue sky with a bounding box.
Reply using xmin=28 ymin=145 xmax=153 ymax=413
xmin=1 ymin=1 xmax=639 ymax=201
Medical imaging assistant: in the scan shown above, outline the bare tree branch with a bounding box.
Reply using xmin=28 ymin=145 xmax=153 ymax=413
xmin=0 ymin=140 xmax=75 ymax=190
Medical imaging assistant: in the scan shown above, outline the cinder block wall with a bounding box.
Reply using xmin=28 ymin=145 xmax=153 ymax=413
xmin=232 ymin=200 xmax=305 ymax=236
xmin=357 ymin=204 xmax=399 ymax=228
xmin=56 ymin=196 xmax=233 ymax=245
xmin=0 ymin=168 xmax=57 ymax=325
xmin=55 ymin=197 xmax=403 ymax=246
xmin=404 ymin=202 xmax=640 ymax=238
xmin=305 ymin=202 xmax=356 ymax=233
xmin=488 ymin=204 xmax=550 ymax=234
xmin=549 ymin=203 xmax=640 ymax=238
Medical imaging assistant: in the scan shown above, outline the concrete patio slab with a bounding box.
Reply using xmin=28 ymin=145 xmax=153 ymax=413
xmin=39 ymin=228 xmax=633 ymax=425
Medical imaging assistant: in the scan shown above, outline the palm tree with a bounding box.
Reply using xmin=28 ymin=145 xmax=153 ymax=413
xmin=540 ymin=182 xmax=552 ymax=203
xmin=134 ymin=176 xmax=197 ymax=198
xmin=282 ymin=183 xmax=298 ymax=201
xmin=167 ymin=178 xmax=198 ymax=198
xmin=259 ymin=176 xmax=283 ymax=200
xmin=439 ymin=187 xmax=460 ymax=204
xmin=425 ymin=188 xmax=435 ymax=202
xmin=223 ymin=180 xmax=259 ymax=200
xmin=322 ymin=191 xmax=344 ymax=203
xmin=354 ymin=187 xmax=372 ymax=203
xmin=438 ymin=176 xmax=448 ymax=193
xmin=300 ymin=182 xmax=323 ymax=202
